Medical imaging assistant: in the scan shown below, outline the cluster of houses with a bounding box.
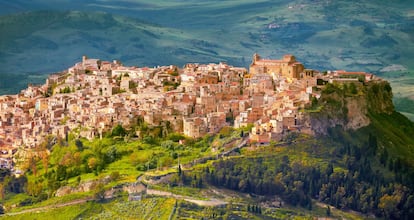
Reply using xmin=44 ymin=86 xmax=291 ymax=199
xmin=0 ymin=54 xmax=378 ymax=171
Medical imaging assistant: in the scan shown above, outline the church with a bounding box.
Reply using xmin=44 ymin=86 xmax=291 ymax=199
xmin=249 ymin=53 xmax=305 ymax=79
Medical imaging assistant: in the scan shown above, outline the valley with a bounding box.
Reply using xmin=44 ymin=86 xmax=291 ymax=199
xmin=1 ymin=1 xmax=414 ymax=219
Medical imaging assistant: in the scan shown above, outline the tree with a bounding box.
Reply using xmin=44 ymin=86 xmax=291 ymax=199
xmin=25 ymin=153 xmax=38 ymax=177
xmin=0 ymin=168 xmax=10 ymax=182
xmin=26 ymin=181 xmax=43 ymax=197
xmin=311 ymin=96 xmax=318 ymax=108
xmin=111 ymin=124 xmax=126 ymax=137
xmin=110 ymin=171 xmax=120 ymax=181
xmin=93 ymin=182 xmax=106 ymax=202
xmin=40 ymin=151 xmax=49 ymax=174
xmin=326 ymin=163 xmax=334 ymax=177
xmin=379 ymin=193 xmax=402 ymax=219
xmin=75 ymin=139 xmax=84 ymax=151
xmin=104 ymin=146 xmax=118 ymax=163
xmin=178 ymin=164 xmax=182 ymax=176
xmin=238 ymin=179 xmax=248 ymax=192
xmin=219 ymin=126 xmax=233 ymax=138
xmin=0 ymin=183 xmax=5 ymax=200
xmin=73 ymin=152 xmax=82 ymax=166
xmin=349 ymin=83 xmax=357 ymax=94
xmin=379 ymin=149 xmax=388 ymax=167
xmin=88 ymin=157 xmax=98 ymax=171
xmin=76 ymin=176 xmax=81 ymax=185
xmin=326 ymin=205 xmax=331 ymax=216
xmin=161 ymin=140 xmax=175 ymax=150
xmin=143 ymin=135 xmax=156 ymax=145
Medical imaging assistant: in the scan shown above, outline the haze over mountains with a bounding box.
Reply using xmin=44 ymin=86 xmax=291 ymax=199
xmin=2 ymin=2 xmax=414 ymax=219
xmin=1 ymin=0 xmax=414 ymax=119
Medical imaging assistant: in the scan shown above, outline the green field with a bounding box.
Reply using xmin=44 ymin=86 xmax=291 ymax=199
xmin=2 ymin=197 xmax=176 ymax=220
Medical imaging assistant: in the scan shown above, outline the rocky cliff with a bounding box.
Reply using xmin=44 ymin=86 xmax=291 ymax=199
xmin=308 ymin=80 xmax=394 ymax=135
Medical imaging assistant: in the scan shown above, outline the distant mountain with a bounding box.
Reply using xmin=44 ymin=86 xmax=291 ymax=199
xmin=0 ymin=0 xmax=414 ymax=119
xmin=0 ymin=10 xmax=240 ymax=94
xmin=0 ymin=10 xmax=235 ymax=71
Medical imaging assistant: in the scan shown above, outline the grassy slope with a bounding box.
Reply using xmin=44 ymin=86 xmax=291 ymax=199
xmin=362 ymin=112 xmax=414 ymax=164
xmin=1 ymin=195 xmax=364 ymax=220
xmin=2 ymin=197 xmax=176 ymax=220
xmin=1 ymin=129 xmax=371 ymax=219
xmin=4 ymin=110 xmax=413 ymax=218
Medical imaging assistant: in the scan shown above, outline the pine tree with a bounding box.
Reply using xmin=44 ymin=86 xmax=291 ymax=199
xmin=326 ymin=205 xmax=331 ymax=216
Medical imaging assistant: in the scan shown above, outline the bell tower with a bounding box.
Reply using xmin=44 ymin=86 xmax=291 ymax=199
xmin=252 ymin=53 xmax=261 ymax=64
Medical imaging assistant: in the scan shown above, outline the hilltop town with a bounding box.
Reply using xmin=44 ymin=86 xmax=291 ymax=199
xmin=0 ymin=54 xmax=380 ymax=172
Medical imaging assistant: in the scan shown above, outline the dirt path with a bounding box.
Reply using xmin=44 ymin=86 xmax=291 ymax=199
xmin=3 ymin=198 xmax=93 ymax=216
xmin=147 ymin=189 xmax=227 ymax=206
xmin=3 ymin=137 xmax=246 ymax=216
xmin=3 ymin=187 xmax=227 ymax=217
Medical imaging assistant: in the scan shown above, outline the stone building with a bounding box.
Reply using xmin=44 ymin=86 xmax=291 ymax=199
xmin=249 ymin=53 xmax=304 ymax=79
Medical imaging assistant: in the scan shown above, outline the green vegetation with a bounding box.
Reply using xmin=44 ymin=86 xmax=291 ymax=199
xmin=183 ymin=129 xmax=414 ymax=219
xmin=59 ymin=86 xmax=72 ymax=94
xmin=2 ymin=0 xmax=414 ymax=101
xmin=3 ymin=113 xmax=414 ymax=219
xmin=93 ymin=197 xmax=175 ymax=219
xmin=1 ymin=2 xmax=414 ymax=218
xmin=0 ymin=122 xmax=243 ymax=213
xmin=3 ymin=202 xmax=100 ymax=220
xmin=2 ymin=84 xmax=414 ymax=219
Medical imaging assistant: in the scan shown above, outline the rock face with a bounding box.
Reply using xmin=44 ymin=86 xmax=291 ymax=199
xmin=55 ymin=176 xmax=147 ymax=198
xmin=308 ymin=81 xmax=394 ymax=135
xmin=55 ymin=176 xmax=111 ymax=197
xmin=345 ymin=96 xmax=370 ymax=130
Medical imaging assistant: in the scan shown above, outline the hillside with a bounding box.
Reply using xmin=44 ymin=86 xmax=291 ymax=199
xmin=0 ymin=10 xmax=237 ymax=94
xmin=1 ymin=1 xmax=414 ymax=219
xmin=2 ymin=112 xmax=414 ymax=219
xmin=1 ymin=71 xmax=414 ymax=219
xmin=1 ymin=1 xmax=414 ymax=119
xmin=0 ymin=9 xmax=242 ymax=70
xmin=307 ymin=79 xmax=414 ymax=173
xmin=2 ymin=1 xmax=414 ymax=72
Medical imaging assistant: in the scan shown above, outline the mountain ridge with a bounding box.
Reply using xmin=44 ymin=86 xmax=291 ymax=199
xmin=1 ymin=1 xmax=414 ymax=120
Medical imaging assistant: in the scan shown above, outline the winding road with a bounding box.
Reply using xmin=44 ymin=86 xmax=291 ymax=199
xmin=146 ymin=189 xmax=226 ymax=207
xmin=3 ymin=198 xmax=94 ymax=216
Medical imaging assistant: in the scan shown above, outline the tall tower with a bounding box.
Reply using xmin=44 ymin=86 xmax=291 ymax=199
xmin=252 ymin=53 xmax=261 ymax=64
xmin=82 ymin=55 xmax=87 ymax=69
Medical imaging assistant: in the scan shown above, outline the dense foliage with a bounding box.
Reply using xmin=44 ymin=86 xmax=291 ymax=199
xmin=195 ymin=131 xmax=414 ymax=219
